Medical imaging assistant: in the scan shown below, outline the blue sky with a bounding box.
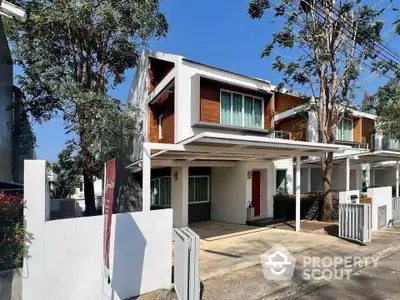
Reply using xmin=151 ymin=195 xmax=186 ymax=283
xmin=17 ymin=0 xmax=400 ymax=161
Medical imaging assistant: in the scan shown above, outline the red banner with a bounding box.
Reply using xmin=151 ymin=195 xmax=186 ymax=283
xmin=103 ymin=158 xmax=116 ymax=271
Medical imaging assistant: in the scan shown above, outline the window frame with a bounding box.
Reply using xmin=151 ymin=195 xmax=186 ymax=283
xmin=276 ymin=169 xmax=288 ymax=193
xmin=336 ymin=118 xmax=353 ymax=142
xmin=150 ymin=176 xmax=171 ymax=206
xmin=188 ymin=175 xmax=211 ymax=204
xmin=219 ymin=89 xmax=264 ymax=129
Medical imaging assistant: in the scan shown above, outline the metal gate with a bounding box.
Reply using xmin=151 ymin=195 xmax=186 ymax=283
xmin=174 ymin=227 xmax=200 ymax=300
xmin=393 ymin=197 xmax=400 ymax=223
xmin=339 ymin=203 xmax=372 ymax=243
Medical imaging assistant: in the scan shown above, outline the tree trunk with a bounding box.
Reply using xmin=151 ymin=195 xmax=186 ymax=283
xmin=322 ymin=151 xmax=334 ymax=222
xmin=83 ymin=168 xmax=97 ymax=216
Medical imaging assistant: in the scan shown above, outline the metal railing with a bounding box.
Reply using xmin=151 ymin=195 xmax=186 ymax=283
xmin=270 ymin=130 xmax=292 ymax=140
xmin=393 ymin=197 xmax=400 ymax=224
xmin=339 ymin=203 xmax=372 ymax=243
xmin=174 ymin=227 xmax=200 ymax=300
xmin=371 ymin=134 xmax=400 ymax=151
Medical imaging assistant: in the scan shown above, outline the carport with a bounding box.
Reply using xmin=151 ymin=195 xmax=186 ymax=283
xmin=334 ymin=150 xmax=400 ymax=196
xmin=130 ymin=132 xmax=346 ymax=232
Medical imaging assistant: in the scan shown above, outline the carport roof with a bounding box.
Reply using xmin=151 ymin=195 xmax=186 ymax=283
xmin=304 ymin=150 xmax=400 ymax=166
xmin=128 ymin=132 xmax=348 ymax=168
xmin=332 ymin=150 xmax=400 ymax=165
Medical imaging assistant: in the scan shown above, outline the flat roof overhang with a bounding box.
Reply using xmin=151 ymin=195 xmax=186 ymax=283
xmin=304 ymin=150 xmax=400 ymax=166
xmin=127 ymin=132 xmax=349 ymax=168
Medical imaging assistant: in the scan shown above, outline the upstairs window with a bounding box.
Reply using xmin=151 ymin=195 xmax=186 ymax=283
xmin=336 ymin=119 xmax=353 ymax=141
xmin=220 ymin=90 xmax=263 ymax=129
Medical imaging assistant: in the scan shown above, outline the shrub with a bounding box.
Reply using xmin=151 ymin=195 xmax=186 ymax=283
xmin=0 ymin=193 xmax=24 ymax=271
xmin=274 ymin=192 xmax=339 ymax=221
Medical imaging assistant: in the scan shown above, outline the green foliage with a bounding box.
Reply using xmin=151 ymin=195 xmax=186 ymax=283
xmin=5 ymin=0 xmax=168 ymax=214
xmin=48 ymin=145 xmax=81 ymax=199
xmin=0 ymin=193 xmax=24 ymax=271
xmin=374 ymin=80 xmax=400 ymax=140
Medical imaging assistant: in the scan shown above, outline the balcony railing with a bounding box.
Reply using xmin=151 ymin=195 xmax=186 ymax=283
xmin=371 ymin=134 xmax=400 ymax=151
xmin=269 ymin=130 xmax=292 ymax=140
xmin=333 ymin=139 xmax=369 ymax=149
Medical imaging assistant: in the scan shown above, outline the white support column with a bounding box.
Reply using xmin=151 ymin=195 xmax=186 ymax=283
xmin=23 ymin=160 xmax=49 ymax=300
xmin=346 ymin=157 xmax=350 ymax=191
xmin=296 ymin=156 xmax=301 ymax=232
xmin=171 ymin=166 xmax=189 ymax=227
xmin=142 ymin=145 xmax=151 ymax=212
xmin=307 ymin=167 xmax=312 ymax=193
xmin=397 ymin=161 xmax=399 ymax=197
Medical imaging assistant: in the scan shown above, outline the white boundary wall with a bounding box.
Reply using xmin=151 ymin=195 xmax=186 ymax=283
xmin=367 ymin=186 xmax=392 ymax=231
xmin=23 ymin=160 xmax=173 ymax=300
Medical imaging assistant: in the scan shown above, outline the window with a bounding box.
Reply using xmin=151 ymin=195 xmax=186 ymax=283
xmin=220 ymin=90 xmax=263 ymax=129
xmin=189 ymin=176 xmax=210 ymax=203
xmin=150 ymin=175 xmax=210 ymax=205
xmin=336 ymin=119 xmax=353 ymax=141
xmin=158 ymin=114 xmax=164 ymax=139
xmin=276 ymin=170 xmax=287 ymax=193
xmin=150 ymin=177 xmax=171 ymax=206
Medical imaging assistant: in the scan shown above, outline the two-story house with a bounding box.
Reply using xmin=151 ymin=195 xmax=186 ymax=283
xmin=127 ymin=51 xmax=346 ymax=229
xmin=274 ymin=92 xmax=400 ymax=195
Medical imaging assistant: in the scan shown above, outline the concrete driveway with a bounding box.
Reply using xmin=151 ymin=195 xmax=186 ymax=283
xmin=190 ymin=221 xmax=356 ymax=281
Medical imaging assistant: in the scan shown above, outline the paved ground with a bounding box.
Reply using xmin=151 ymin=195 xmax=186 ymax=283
xmin=200 ymin=225 xmax=400 ymax=300
xmin=136 ymin=223 xmax=400 ymax=300
xmin=293 ymin=249 xmax=400 ymax=300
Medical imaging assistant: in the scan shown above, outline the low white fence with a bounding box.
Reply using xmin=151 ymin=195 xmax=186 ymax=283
xmin=339 ymin=203 xmax=372 ymax=243
xmin=23 ymin=160 xmax=173 ymax=300
xmin=393 ymin=197 xmax=400 ymax=224
xmin=174 ymin=228 xmax=200 ymax=300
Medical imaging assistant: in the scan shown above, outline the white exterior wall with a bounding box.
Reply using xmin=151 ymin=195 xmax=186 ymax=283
xmin=211 ymin=165 xmax=247 ymax=224
xmin=171 ymin=166 xmax=189 ymax=227
xmin=23 ymin=160 xmax=173 ymax=300
xmin=274 ymin=158 xmax=293 ymax=194
xmin=367 ymin=186 xmax=392 ymax=231
xmin=176 ymin=60 xmax=272 ymax=143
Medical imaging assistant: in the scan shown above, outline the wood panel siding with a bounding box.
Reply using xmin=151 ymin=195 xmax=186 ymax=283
xmin=274 ymin=92 xmax=306 ymax=114
xmin=275 ymin=116 xmax=307 ymax=141
xmin=199 ymin=78 xmax=273 ymax=129
xmin=353 ymin=117 xmax=362 ymax=143
xmin=264 ymin=96 xmax=274 ymax=129
xmin=361 ymin=117 xmax=374 ymax=148
xmin=148 ymin=93 xmax=175 ymax=145
xmin=148 ymin=57 xmax=174 ymax=94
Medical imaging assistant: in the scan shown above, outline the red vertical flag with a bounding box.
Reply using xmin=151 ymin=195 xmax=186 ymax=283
xmin=103 ymin=158 xmax=116 ymax=272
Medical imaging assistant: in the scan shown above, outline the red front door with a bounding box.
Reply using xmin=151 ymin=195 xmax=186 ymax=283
xmin=252 ymin=171 xmax=261 ymax=216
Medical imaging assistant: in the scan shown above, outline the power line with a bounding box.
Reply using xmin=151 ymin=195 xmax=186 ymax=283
xmin=293 ymin=0 xmax=400 ymax=71
xmin=267 ymin=1 xmax=395 ymax=82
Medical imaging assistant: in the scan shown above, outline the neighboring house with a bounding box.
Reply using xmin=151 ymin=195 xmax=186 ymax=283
xmin=0 ymin=19 xmax=13 ymax=182
xmin=126 ymin=51 xmax=345 ymax=228
xmin=0 ymin=20 xmax=35 ymax=184
xmin=274 ymin=94 xmax=400 ymax=194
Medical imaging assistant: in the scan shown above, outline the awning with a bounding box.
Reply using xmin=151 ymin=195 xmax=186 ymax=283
xmin=127 ymin=132 xmax=349 ymax=168
xmin=313 ymin=150 xmax=400 ymax=166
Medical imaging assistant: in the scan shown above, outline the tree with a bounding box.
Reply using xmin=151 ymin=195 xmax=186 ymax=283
xmin=48 ymin=145 xmax=81 ymax=199
xmin=361 ymin=91 xmax=373 ymax=114
xmin=249 ymin=0 xmax=389 ymax=221
xmin=6 ymin=0 xmax=168 ymax=215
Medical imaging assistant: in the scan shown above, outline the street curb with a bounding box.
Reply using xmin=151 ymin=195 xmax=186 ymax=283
xmin=262 ymin=240 xmax=400 ymax=300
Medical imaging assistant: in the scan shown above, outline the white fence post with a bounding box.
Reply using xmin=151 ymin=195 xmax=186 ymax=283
xmin=339 ymin=203 xmax=372 ymax=243
xmin=23 ymin=160 xmax=49 ymax=300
